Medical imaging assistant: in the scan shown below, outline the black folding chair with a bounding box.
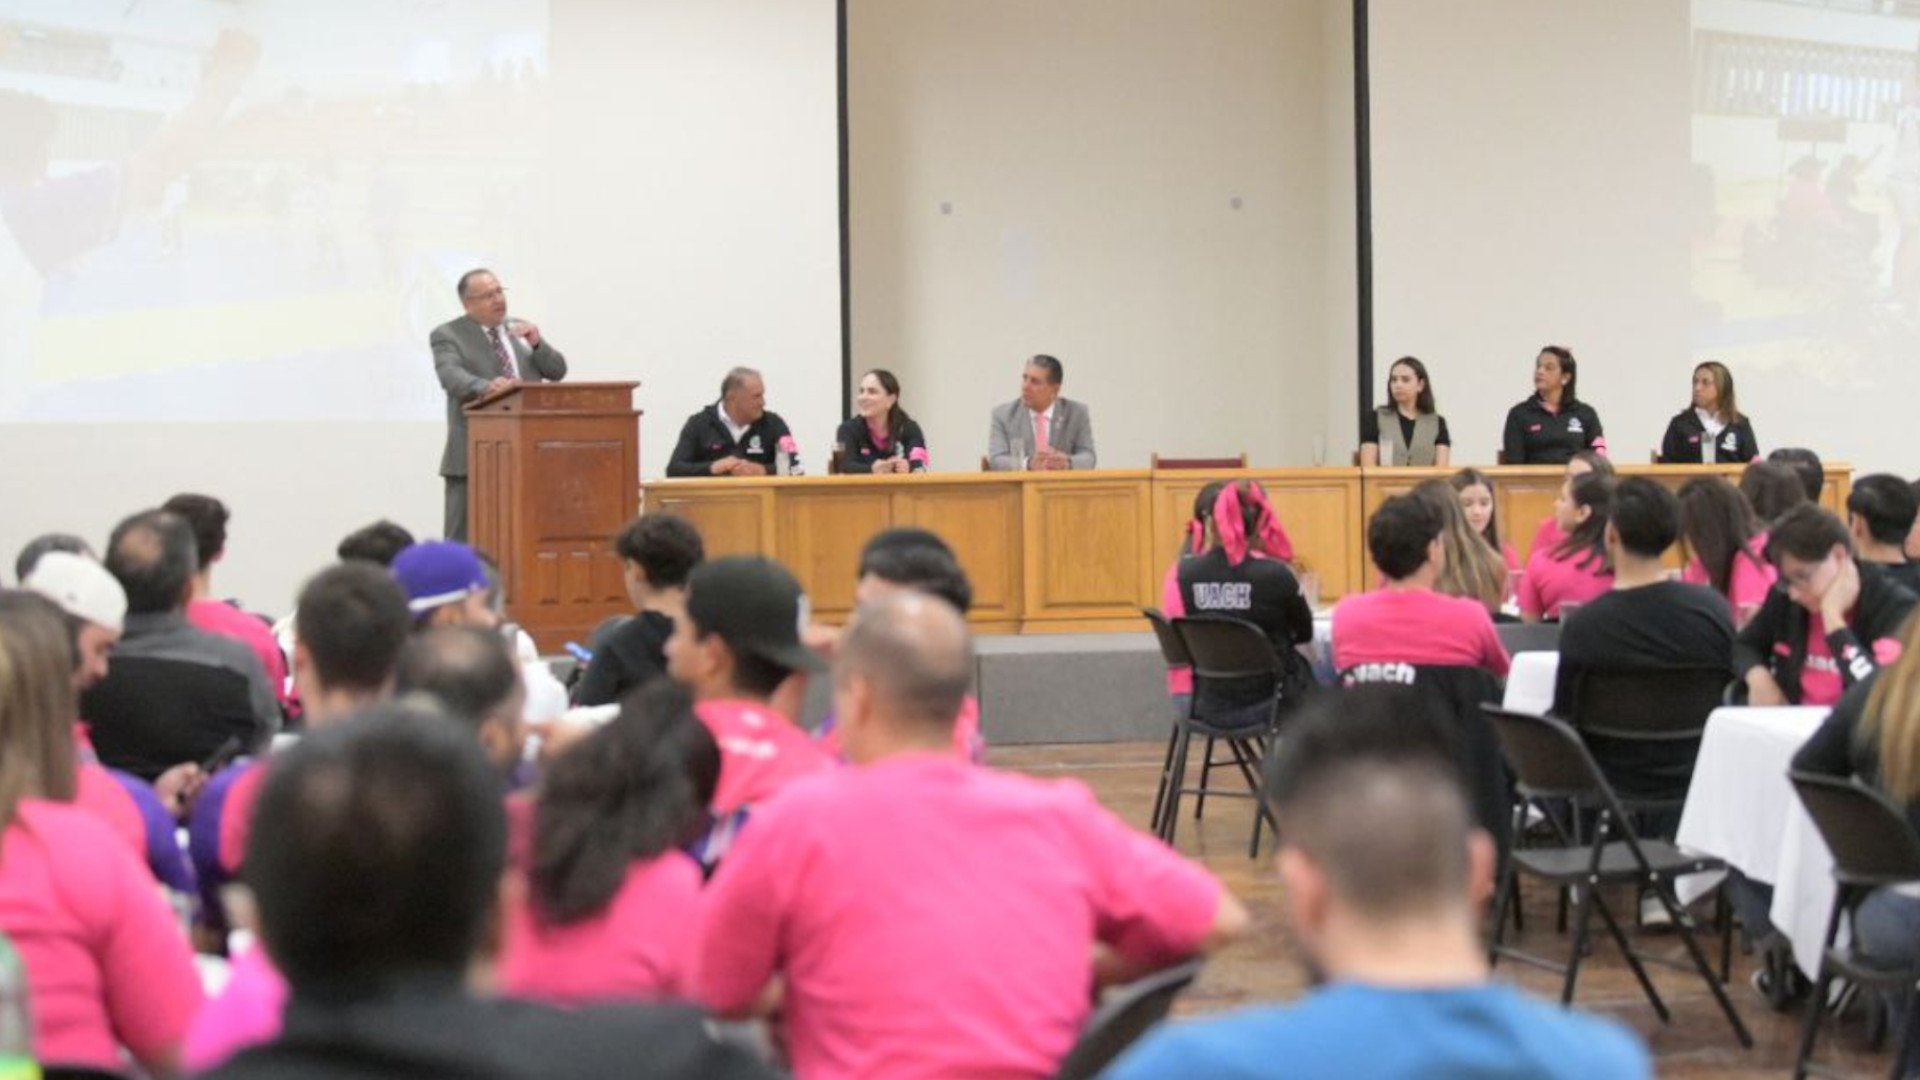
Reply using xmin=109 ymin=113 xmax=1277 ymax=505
xmin=1572 ymin=667 xmax=1731 ymax=833
xmin=1052 ymin=958 xmax=1205 ymax=1080
xmin=1142 ymin=608 xmax=1241 ymax=836
xmin=1482 ymin=704 xmax=1753 ymax=1047
xmin=1788 ymin=772 xmax=1920 ymax=1080
xmin=1164 ymin=616 xmax=1285 ymax=857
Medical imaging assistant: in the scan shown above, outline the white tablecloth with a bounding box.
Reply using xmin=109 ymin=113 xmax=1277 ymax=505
xmin=1501 ymin=651 xmax=1559 ymax=715
xmin=1674 ymin=706 xmax=1833 ymax=975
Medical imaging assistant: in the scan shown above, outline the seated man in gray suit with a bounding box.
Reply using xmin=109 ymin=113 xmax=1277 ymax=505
xmin=432 ymin=269 xmax=567 ymax=541
xmin=986 ymin=354 xmax=1096 ymax=471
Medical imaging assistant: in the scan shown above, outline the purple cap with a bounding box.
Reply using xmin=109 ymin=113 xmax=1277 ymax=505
xmin=390 ymin=541 xmax=488 ymax=615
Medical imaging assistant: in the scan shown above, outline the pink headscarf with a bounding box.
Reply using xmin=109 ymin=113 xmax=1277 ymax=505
xmin=1213 ymin=482 xmax=1294 ymax=566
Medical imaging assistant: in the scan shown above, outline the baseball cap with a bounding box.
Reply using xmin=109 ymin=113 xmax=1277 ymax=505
xmin=25 ymin=551 xmax=127 ymax=633
xmin=684 ymin=556 xmax=825 ymax=674
xmin=391 ymin=541 xmax=489 ymax=615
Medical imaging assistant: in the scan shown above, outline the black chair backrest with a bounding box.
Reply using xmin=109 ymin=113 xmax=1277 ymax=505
xmin=1495 ymin=621 xmax=1561 ymax=656
xmin=1174 ymin=616 xmax=1280 ymax=682
xmin=1052 ymin=958 xmax=1205 ymax=1080
xmin=1789 ymin=772 xmax=1920 ymax=890
xmin=1574 ymin=667 xmax=1729 ymax=742
xmin=1482 ymin=704 xmax=1612 ymax=805
xmin=1142 ymin=607 xmax=1192 ymax=669
xmin=1341 ymin=665 xmax=1513 ymax=859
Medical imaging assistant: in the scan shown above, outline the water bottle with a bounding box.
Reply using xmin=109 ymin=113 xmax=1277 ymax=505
xmin=776 ymin=451 xmax=791 ymax=477
xmin=0 ymin=935 xmax=41 ymax=1079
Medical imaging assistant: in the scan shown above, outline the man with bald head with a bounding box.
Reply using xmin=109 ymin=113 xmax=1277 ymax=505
xmin=432 ymin=268 xmax=568 ymax=540
xmin=666 ymin=366 xmax=799 ymax=477
xmin=696 ymin=593 xmax=1245 ymax=1080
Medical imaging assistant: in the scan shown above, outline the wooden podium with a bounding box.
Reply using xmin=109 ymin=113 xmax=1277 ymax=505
xmin=466 ymin=381 xmax=641 ymax=653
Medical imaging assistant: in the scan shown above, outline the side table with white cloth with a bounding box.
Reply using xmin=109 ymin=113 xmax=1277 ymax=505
xmin=1674 ymin=706 xmax=1834 ymax=976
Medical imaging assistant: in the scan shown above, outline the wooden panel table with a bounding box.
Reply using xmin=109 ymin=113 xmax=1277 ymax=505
xmin=641 ymin=463 xmax=1850 ymax=635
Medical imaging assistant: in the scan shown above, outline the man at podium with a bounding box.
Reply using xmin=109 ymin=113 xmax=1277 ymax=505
xmin=431 ymin=269 xmax=567 ymax=541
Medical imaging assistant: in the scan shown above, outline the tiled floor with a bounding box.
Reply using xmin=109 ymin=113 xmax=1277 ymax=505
xmin=992 ymin=740 xmax=1898 ymax=1079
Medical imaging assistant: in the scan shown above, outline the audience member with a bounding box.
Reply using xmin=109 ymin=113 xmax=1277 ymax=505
xmin=1738 ymin=504 xmax=1918 ymax=707
xmin=1768 ymin=446 xmax=1826 ymax=503
xmin=1846 ymin=473 xmax=1920 ymax=593
xmin=13 ymin=531 xmax=91 ymax=584
xmin=334 ymin=519 xmax=415 ymax=566
xmin=200 ymin=707 xmax=776 ymax=1080
xmin=1450 ymin=468 xmax=1521 ymax=579
xmin=82 ymin=509 xmax=278 ymax=780
xmin=1164 ymin=481 xmax=1312 ymax=727
xmin=390 ymin=540 xmax=499 ymax=630
xmin=1501 ymin=345 xmax=1607 ymax=465
xmin=163 ymin=493 xmax=292 ymax=708
xmin=665 ymin=366 xmax=798 ymax=477
xmin=24 ymin=551 xmax=124 ymax=695
xmin=1518 ymin=473 xmax=1614 ymax=622
xmin=501 ymin=681 xmax=709 ymax=1003
xmin=666 ymin=556 xmax=831 ymax=817
xmin=1102 ymin=687 xmax=1649 ymax=1080
xmin=0 ymin=591 xmax=203 ymax=1076
xmin=1331 ymin=494 xmax=1509 ymax=677
xmin=1527 ymin=451 xmax=1614 ymax=554
xmin=696 ymin=593 xmax=1246 ymax=1080
xmin=394 ymin=626 xmax=528 ymax=776
xmin=1159 ymin=481 xmax=1230 ymax=716
xmin=1552 ymin=478 xmax=1735 ymax=806
xmin=574 ymin=513 xmax=704 ymax=707
xmin=987 ymin=354 xmax=1097 ymax=471
xmin=1740 ymin=461 xmax=1809 ymax=524
xmin=1678 ymin=476 xmax=1776 ymax=628
xmin=1411 ymin=479 xmax=1509 ymax=615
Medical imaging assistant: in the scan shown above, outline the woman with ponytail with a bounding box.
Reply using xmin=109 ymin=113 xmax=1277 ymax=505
xmin=836 ymin=369 xmax=929 ymax=474
xmin=1163 ymin=481 xmax=1312 ymax=727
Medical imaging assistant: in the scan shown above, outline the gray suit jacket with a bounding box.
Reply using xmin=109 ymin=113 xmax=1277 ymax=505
xmin=432 ymin=315 xmax=567 ymax=477
xmin=986 ymin=397 xmax=1097 ymax=471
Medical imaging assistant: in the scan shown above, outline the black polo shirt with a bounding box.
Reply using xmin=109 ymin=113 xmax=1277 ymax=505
xmin=1502 ymin=396 xmax=1605 ymax=465
xmin=665 ymin=404 xmax=795 ymax=477
xmin=1660 ymin=409 xmax=1760 ymax=464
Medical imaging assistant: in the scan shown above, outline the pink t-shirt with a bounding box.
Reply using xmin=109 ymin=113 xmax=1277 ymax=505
xmin=1798 ymin=614 xmax=1845 ymax=706
xmin=694 ymin=755 xmax=1222 ymax=1080
xmin=500 ymin=852 xmax=704 ymax=1004
xmin=815 ymin=696 xmax=986 ymax=765
xmin=188 ymin=598 xmax=292 ymax=706
xmin=697 ymin=699 xmax=834 ymax=815
xmin=1518 ymin=545 xmax=1614 ymax=620
xmin=1682 ymin=532 xmax=1776 ymax=622
xmin=1530 ymin=517 xmax=1565 ymax=558
xmin=219 ymin=759 xmax=271 ymax=876
xmin=183 ymin=942 xmax=286 ymax=1074
xmin=0 ymin=800 xmax=201 ymax=1071
xmin=1330 ymin=588 xmax=1511 ymax=677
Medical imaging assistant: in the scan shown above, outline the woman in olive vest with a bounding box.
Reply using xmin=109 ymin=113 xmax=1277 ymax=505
xmin=1359 ymin=356 xmax=1451 ymax=467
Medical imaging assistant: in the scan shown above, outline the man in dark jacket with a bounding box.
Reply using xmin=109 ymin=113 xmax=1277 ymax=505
xmin=665 ymin=367 xmax=798 ymax=477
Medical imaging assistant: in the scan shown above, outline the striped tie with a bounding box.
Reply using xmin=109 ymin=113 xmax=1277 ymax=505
xmin=489 ymin=326 xmax=518 ymax=380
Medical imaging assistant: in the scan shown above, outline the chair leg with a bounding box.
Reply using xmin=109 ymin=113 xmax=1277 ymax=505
xmin=1649 ymin=881 xmax=1753 ymax=1048
xmin=1149 ymin=723 xmax=1179 ymax=834
xmin=1718 ymin=888 xmax=1734 ymax=985
xmin=1193 ymin=735 xmax=1217 ymax=820
xmin=1592 ymin=889 xmax=1670 ymax=1024
xmin=1889 ymin=986 xmax=1920 ymax=1080
xmin=1160 ymin=726 xmax=1193 ymax=845
xmin=1225 ymin=738 xmax=1269 ymax=859
xmin=1561 ymin=877 xmax=1598 ymax=1006
xmin=1792 ymin=965 xmax=1832 ymax=1080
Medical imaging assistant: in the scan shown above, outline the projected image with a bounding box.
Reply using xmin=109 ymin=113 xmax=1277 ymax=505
xmin=1691 ymin=0 xmax=1920 ymax=436
xmin=0 ymin=0 xmax=548 ymax=422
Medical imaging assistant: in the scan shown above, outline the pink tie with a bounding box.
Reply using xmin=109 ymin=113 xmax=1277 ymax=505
xmin=489 ymin=327 xmax=518 ymax=380
xmin=1034 ymin=411 xmax=1050 ymax=453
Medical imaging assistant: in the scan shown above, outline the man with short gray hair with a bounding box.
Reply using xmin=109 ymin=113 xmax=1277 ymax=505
xmin=666 ymin=366 xmax=799 ymax=477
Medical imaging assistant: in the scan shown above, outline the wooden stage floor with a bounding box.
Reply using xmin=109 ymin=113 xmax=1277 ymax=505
xmin=993 ymin=741 xmax=1897 ymax=1079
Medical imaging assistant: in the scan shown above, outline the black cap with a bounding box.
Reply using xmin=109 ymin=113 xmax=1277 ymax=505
xmin=685 ymin=556 xmax=826 ymax=674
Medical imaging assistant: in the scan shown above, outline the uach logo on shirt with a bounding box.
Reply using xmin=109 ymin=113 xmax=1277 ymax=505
xmin=1721 ymin=431 xmax=1739 ymax=451
xmin=748 ymin=435 xmax=763 ymax=452
xmin=1193 ymin=582 xmax=1254 ymax=610
xmin=1567 ymin=418 xmax=1585 ymax=434
xmin=1342 ymin=662 xmax=1417 ymax=686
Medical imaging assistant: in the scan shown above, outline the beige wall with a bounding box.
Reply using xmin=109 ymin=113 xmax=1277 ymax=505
xmin=850 ymin=0 xmax=1355 ymax=471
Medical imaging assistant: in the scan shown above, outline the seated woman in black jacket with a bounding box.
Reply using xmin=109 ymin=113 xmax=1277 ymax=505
xmin=1660 ymin=361 xmax=1760 ymax=463
xmin=835 ymin=370 xmax=928 ymax=474
xmin=1501 ymin=345 xmax=1606 ymax=465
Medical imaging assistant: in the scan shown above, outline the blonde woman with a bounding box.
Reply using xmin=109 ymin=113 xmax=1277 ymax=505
xmin=1411 ymin=479 xmax=1509 ymax=616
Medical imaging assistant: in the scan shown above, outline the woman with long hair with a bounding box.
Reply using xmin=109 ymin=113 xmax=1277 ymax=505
xmin=1157 ymin=481 xmax=1231 ymax=714
xmin=1529 ymin=449 xmax=1618 ymax=555
xmin=1661 ymin=360 xmax=1760 ymax=464
xmin=501 ymin=679 xmax=715 ymax=1002
xmin=1678 ymin=476 xmax=1776 ymax=628
xmin=836 ymin=369 xmax=928 ymax=474
xmin=0 ymin=591 xmax=201 ymax=1074
xmin=1450 ymin=467 xmax=1522 ymax=587
xmin=1739 ymin=461 xmax=1809 ymax=525
xmin=1501 ymin=345 xmax=1608 ymax=465
xmin=1411 ymin=479 xmax=1508 ymax=615
xmin=1358 ymin=356 xmax=1451 ymax=467
xmin=1518 ymin=473 xmax=1616 ymax=622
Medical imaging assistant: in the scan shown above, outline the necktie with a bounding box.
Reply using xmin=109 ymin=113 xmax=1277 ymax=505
xmin=489 ymin=327 xmax=518 ymax=380
xmin=1034 ymin=411 xmax=1050 ymax=453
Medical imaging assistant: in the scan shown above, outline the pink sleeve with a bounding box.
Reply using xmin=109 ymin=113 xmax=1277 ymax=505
xmin=1076 ymin=786 xmax=1221 ymax=966
xmin=182 ymin=945 xmax=288 ymax=1073
xmin=89 ymin=826 xmax=203 ymax=1065
xmin=1476 ymin=608 xmax=1512 ymax=677
xmin=1517 ymin=554 xmax=1547 ymax=619
xmin=692 ymin=804 xmax=799 ymax=1015
xmin=1160 ymin=562 xmax=1185 ymax=619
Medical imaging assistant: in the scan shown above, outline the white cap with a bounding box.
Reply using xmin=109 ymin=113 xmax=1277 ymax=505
xmin=25 ymin=551 xmax=127 ymax=633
